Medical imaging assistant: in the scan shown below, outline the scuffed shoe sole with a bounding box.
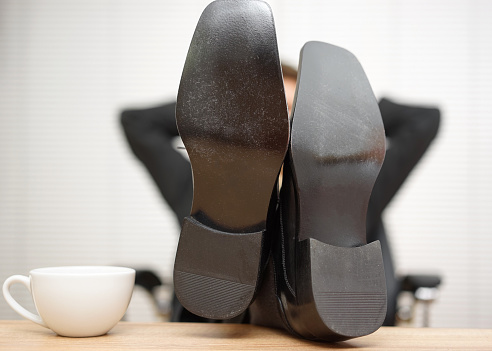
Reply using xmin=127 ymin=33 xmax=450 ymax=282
xmin=278 ymin=41 xmax=387 ymax=341
xmin=174 ymin=0 xmax=289 ymax=320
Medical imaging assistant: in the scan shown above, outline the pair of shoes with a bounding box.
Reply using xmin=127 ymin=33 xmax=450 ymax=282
xmin=173 ymin=0 xmax=387 ymax=341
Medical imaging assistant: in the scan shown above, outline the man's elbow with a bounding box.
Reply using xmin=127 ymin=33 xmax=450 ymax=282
xmin=120 ymin=109 xmax=138 ymax=131
xmin=426 ymin=107 xmax=441 ymax=140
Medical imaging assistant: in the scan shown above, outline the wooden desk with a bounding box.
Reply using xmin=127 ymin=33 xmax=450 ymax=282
xmin=0 ymin=321 xmax=491 ymax=350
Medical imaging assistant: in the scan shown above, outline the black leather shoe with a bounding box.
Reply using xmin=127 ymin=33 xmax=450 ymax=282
xmin=173 ymin=0 xmax=289 ymax=320
xmin=274 ymin=41 xmax=387 ymax=341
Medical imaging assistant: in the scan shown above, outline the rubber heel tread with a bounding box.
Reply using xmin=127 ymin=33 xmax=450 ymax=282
xmin=174 ymin=217 xmax=264 ymax=319
xmin=307 ymin=239 xmax=387 ymax=339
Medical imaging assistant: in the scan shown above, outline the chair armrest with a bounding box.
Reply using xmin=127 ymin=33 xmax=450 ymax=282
xmin=401 ymin=274 xmax=441 ymax=292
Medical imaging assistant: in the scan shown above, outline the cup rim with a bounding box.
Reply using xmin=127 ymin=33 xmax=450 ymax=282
xmin=29 ymin=266 xmax=135 ymax=276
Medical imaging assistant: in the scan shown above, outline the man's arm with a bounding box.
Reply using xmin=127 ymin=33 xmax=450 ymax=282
xmin=367 ymin=98 xmax=441 ymax=233
xmin=120 ymin=102 xmax=193 ymax=224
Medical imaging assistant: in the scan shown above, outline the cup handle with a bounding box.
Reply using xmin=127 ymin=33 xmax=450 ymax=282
xmin=2 ymin=275 xmax=48 ymax=328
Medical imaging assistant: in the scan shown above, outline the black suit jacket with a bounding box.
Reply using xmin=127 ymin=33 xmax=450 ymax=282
xmin=120 ymin=98 xmax=440 ymax=325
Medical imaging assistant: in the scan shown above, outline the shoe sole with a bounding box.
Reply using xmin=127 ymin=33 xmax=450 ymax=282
xmin=281 ymin=41 xmax=387 ymax=340
xmin=174 ymin=0 xmax=289 ymax=320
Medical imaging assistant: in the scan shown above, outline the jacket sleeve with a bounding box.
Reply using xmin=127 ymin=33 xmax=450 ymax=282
xmin=120 ymin=102 xmax=193 ymax=224
xmin=367 ymin=98 xmax=441 ymax=234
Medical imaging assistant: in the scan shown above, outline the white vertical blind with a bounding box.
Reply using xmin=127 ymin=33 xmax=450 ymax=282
xmin=1 ymin=0 xmax=491 ymax=328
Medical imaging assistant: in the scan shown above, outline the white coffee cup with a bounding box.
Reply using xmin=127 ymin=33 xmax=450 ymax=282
xmin=3 ymin=266 xmax=135 ymax=337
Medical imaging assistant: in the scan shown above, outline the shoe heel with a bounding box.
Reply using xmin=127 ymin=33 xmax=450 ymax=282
xmin=174 ymin=217 xmax=264 ymax=319
xmin=306 ymin=239 xmax=387 ymax=338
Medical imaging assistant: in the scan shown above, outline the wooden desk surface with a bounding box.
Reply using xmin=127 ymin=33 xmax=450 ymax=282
xmin=1 ymin=321 xmax=491 ymax=350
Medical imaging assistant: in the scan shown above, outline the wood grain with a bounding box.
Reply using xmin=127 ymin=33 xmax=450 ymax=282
xmin=1 ymin=321 xmax=491 ymax=350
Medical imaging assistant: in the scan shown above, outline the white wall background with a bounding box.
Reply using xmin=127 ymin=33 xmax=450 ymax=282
xmin=1 ymin=0 xmax=491 ymax=328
